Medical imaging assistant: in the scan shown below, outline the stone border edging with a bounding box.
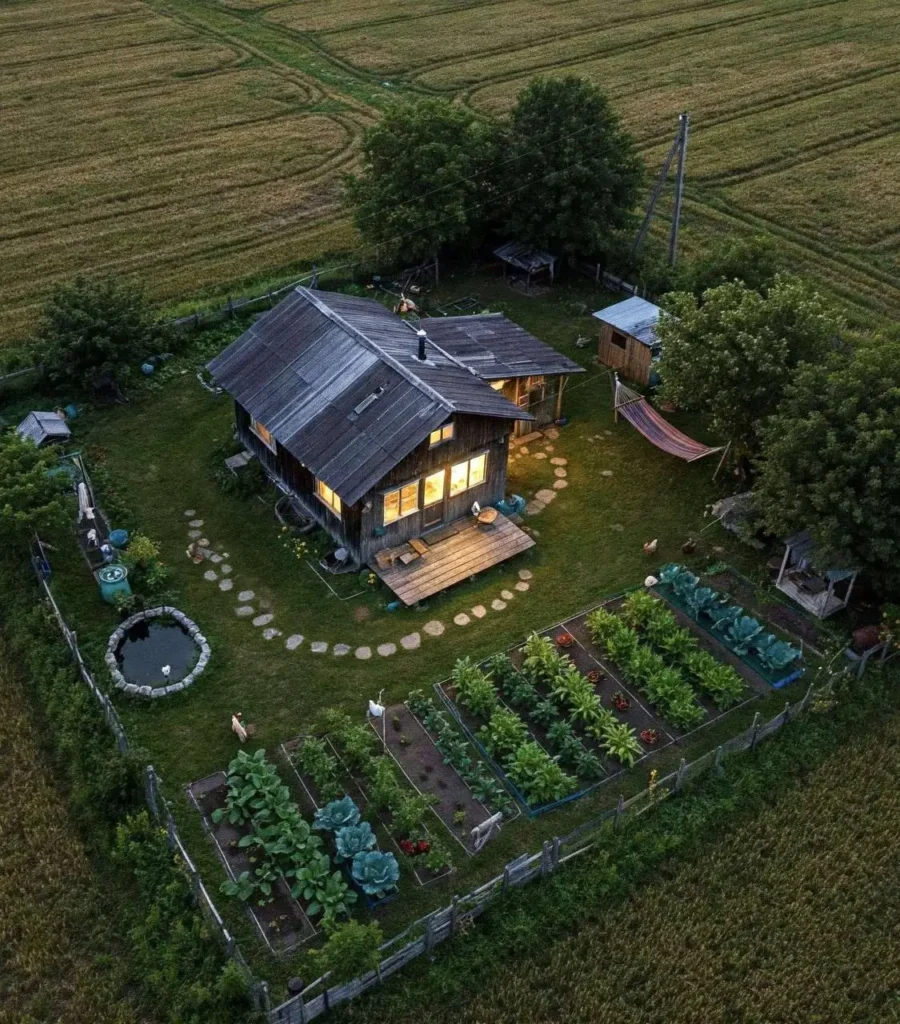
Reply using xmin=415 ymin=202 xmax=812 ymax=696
xmin=105 ymin=606 xmax=210 ymax=698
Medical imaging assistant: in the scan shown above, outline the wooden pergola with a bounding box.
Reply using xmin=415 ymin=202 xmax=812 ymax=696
xmin=775 ymin=530 xmax=858 ymax=619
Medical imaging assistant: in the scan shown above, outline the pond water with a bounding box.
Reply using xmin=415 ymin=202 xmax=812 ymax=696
xmin=116 ymin=618 xmax=198 ymax=686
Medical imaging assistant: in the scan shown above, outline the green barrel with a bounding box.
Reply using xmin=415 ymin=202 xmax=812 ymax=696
xmin=97 ymin=564 xmax=131 ymax=604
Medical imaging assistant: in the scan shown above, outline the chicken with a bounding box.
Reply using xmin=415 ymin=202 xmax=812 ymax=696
xmin=643 ymin=539 xmax=658 ymax=555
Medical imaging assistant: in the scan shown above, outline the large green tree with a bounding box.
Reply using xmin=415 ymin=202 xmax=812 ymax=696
xmin=343 ymin=100 xmax=497 ymax=265
xmin=34 ymin=275 xmax=171 ymax=392
xmin=657 ymin=275 xmax=842 ymax=462
xmin=0 ymin=432 xmax=70 ymax=545
xmin=755 ymin=341 xmax=900 ymax=592
xmin=685 ymin=233 xmax=781 ymax=297
xmin=500 ymin=76 xmax=644 ymax=257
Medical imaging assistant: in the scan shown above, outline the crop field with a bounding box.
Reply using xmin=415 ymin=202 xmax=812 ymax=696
xmin=1 ymin=0 xmax=898 ymax=338
xmin=356 ymin=711 xmax=900 ymax=1024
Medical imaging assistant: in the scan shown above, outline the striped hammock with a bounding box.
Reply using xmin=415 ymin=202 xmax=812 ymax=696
xmin=614 ymin=378 xmax=725 ymax=462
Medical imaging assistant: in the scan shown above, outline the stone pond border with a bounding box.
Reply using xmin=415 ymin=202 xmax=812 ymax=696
xmin=105 ymin=606 xmax=210 ymax=698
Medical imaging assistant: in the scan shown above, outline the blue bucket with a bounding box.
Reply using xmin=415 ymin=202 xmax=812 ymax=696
xmin=109 ymin=529 xmax=130 ymax=549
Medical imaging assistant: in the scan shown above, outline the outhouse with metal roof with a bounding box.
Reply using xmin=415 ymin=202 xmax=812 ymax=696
xmin=593 ymin=296 xmax=662 ymax=385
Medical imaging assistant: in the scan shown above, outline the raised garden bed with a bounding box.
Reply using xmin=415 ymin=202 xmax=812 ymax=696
xmin=186 ymin=772 xmax=316 ymax=954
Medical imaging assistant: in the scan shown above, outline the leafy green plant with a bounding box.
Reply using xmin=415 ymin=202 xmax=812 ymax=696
xmin=479 ymin=707 xmax=528 ymax=758
xmin=522 ymin=633 xmax=567 ymax=687
xmin=451 ymin=658 xmax=499 ymax=719
xmin=310 ymin=871 xmax=357 ymax=930
xmin=314 ymin=797 xmax=360 ymax=833
xmin=503 ymin=674 xmax=541 ymax=711
xmin=406 ymin=689 xmax=434 ymax=718
xmin=504 ymin=742 xmax=577 ymax=806
xmin=484 ymin=652 xmax=520 ymax=692
xmin=672 ymin=570 xmax=700 ymax=598
xmin=351 ymin=851 xmax=400 ymax=898
xmin=574 ymin=748 xmax=604 ymax=779
xmin=727 ymin=616 xmax=763 ymax=654
xmin=685 ymin=586 xmax=719 ymax=618
xmin=435 ymin=731 xmax=472 ymax=770
xmin=297 ymin=738 xmax=342 ymax=802
xmin=600 ymin=723 xmax=643 ymax=767
xmin=529 ymin=699 xmax=559 ymax=728
xmin=367 ymin=756 xmax=402 ymax=812
xmin=754 ymin=634 xmax=802 ymax=671
xmin=423 ymin=838 xmax=454 ymax=874
xmin=620 ymin=590 xmax=660 ymax=628
xmin=336 ymin=723 xmax=379 ymax=772
xmin=710 ymin=603 xmax=743 ymax=631
xmin=334 ymin=822 xmax=377 ymax=862
xmin=392 ymin=793 xmax=438 ymax=838
xmin=220 ymin=870 xmax=258 ymax=903
xmin=306 ymin=921 xmax=384 ymax=984
xmin=665 ymin=690 xmax=707 ymax=729
xmin=546 ymin=719 xmax=577 ymax=750
xmin=658 ymin=563 xmax=685 ymax=586
xmin=290 ymin=852 xmax=331 ymax=902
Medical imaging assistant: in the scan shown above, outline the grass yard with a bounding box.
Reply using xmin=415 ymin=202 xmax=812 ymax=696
xmin=1 ymin=0 xmax=898 ymax=338
xmin=38 ymin=274 xmax=818 ymax=982
xmin=348 ymin=704 xmax=900 ymax=1024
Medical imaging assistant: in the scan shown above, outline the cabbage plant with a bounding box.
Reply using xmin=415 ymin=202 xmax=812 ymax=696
xmin=754 ymin=634 xmax=802 ymax=670
xmin=334 ymin=821 xmax=377 ymax=863
xmin=727 ymin=616 xmax=763 ymax=654
xmin=313 ymin=796 xmax=360 ymax=832
xmin=351 ymin=850 xmax=400 ymax=898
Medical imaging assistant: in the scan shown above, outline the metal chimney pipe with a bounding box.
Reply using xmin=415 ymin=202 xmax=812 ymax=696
xmin=416 ymin=329 xmax=427 ymax=361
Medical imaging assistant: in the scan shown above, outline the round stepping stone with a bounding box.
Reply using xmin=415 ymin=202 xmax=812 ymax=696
xmin=209 ymin=553 xmax=223 ymax=564
xmin=377 ymin=642 xmax=397 ymax=657
xmin=203 ymin=570 xmax=218 ymax=582
xmin=188 ymin=519 xmax=204 ymax=528
xmin=238 ymin=590 xmax=255 ymax=602
xmin=188 ymin=529 xmax=202 ymax=539
xmin=235 ymin=605 xmax=255 ymax=617
xmin=535 ymin=489 xmax=557 ymax=504
xmin=400 ymin=632 xmax=421 ymax=651
xmin=471 ymin=605 xmax=487 ymax=619
xmin=221 ymin=565 xmax=232 ymax=575
xmin=454 ymin=613 xmax=471 ymax=626
xmin=545 ymin=427 xmax=559 ymax=439
xmin=286 ymin=634 xmax=304 ymax=651
xmin=355 ymin=646 xmax=372 ymax=660
xmin=311 ymin=641 xmax=328 ymax=654
xmin=515 ymin=581 xmax=530 ymax=592
xmin=610 ymin=523 xmax=625 ymax=532
xmin=219 ymin=578 xmax=234 ymax=592
xmin=184 ymin=509 xmax=196 ymax=517
xmin=333 ymin=643 xmax=351 ymax=656
xmin=519 ymin=569 xmax=534 ymax=580
xmin=554 ymin=467 xmax=567 ymax=478
xmin=501 ymin=589 xmax=514 ymax=601
xmin=544 ymin=444 xmax=555 ymax=452
xmin=198 ymin=538 xmax=210 ymax=547
xmin=262 ymin=628 xmax=282 ymax=641
xmin=519 ymin=446 xmax=530 ymax=454
xmin=553 ymin=479 xmax=569 ymax=490
xmin=550 ymin=457 xmax=567 ymax=466
xmin=604 ymin=430 xmax=614 ymax=436
xmin=491 ymin=599 xmax=507 ymax=611
xmin=533 ymin=452 xmax=547 ymax=460
xmin=524 ymin=501 xmax=544 ymax=516
xmin=423 ymin=620 xmax=445 ymax=637
xmin=252 ymin=613 xmax=274 ymax=627
xmin=601 ymin=470 xmax=613 ymax=477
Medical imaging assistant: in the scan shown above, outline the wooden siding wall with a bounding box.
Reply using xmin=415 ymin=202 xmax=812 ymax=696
xmin=235 ymin=404 xmax=511 ymax=564
xmin=597 ymin=324 xmax=651 ymax=385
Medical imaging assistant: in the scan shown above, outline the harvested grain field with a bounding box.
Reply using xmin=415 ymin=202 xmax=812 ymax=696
xmin=1 ymin=0 xmax=898 ymax=338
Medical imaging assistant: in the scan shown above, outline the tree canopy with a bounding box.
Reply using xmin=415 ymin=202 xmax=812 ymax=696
xmin=754 ymin=342 xmax=900 ymax=593
xmin=656 ymin=275 xmax=843 ymax=462
xmin=0 ymin=432 xmax=71 ymax=545
xmin=500 ymin=77 xmax=644 ymax=256
xmin=684 ymin=234 xmax=781 ymax=297
xmin=34 ymin=275 xmax=171 ymax=392
xmin=343 ymin=100 xmax=496 ymax=265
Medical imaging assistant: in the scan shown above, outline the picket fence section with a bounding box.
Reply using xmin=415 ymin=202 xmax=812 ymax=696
xmin=268 ymin=679 xmax=826 ymax=1024
xmin=32 ymin=561 xmax=271 ymax=1013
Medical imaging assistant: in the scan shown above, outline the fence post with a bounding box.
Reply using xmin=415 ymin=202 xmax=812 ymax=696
xmin=424 ymin=912 xmax=436 ymax=952
xmin=144 ymin=765 xmax=159 ymax=819
xmin=227 ymin=296 xmax=234 ymax=319
xmin=749 ymin=711 xmax=762 ymax=750
xmin=614 ymin=793 xmax=625 ymax=829
xmin=552 ymin=835 xmax=560 ymax=870
xmin=501 ymin=864 xmax=511 ymax=892
xmin=800 ymin=682 xmax=814 ymax=712
xmin=540 ymin=840 xmax=552 ymax=877
xmin=781 ymin=700 xmax=792 ymax=726
xmin=714 ymin=745 xmax=724 ymax=776
xmin=674 ymin=758 xmax=687 ymax=793
xmin=449 ymin=895 xmax=459 ymax=934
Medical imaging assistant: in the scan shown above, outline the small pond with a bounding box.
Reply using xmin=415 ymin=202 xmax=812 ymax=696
xmin=116 ymin=617 xmax=199 ymax=686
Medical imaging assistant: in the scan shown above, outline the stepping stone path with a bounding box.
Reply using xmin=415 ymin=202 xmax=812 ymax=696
xmin=377 ymin=643 xmax=397 ymax=657
xmin=252 ymin=613 xmax=274 ymax=627
xmin=535 ymin=489 xmax=558 ymax=505
xmin=491 ymin=599 xmax=507 ymax=611
xmin=188 ymin=519 xmax=204 ymax=528
xmin=333 ymin=644 xmax=350 ymax=657
xmin=203 ymin=570 xmax=218 ymax=582
xmin=188 ymin=529 xmax=202 ymax=539
xmin=533 ymin=452 xmax=547 ymax=460
xmin=515 ymin=581 xmax=530 ymax=592
xmin=400 ymin=633 xmax=421 ymax=651
xmin=550 ymin=457 xmax=568 ymax=466
xmin=235 ymin=606 xmax=255 ymax=617
xmin=454 ymin=613 xmax=471 ymax=626
xmin=471 ymin=605 xmax=487 ymax=619
xmin=311 ymin=641 xmax=328 ymax=654
xmin=545 ymin=428 xmax=559 ymax=439
xmin=524 ymin=501 xmax=544 ymax=516
xmin=501 ymin=589 xmax=514 ymax=601
xmin=610 ymin=523 xmax=625 ymax=532
xmin=286 ymin=634 xmax=304 ymax=651
xmin=554 ymin=467 xmax=567 ymax=478
xmin=553 ymin=479 xmax=568 ymax=490
xmin=238 ymin=590 xmax=255 ymax=602
xmin=184 ymin=510 xmax=196 ymax=517
xmin=219 ymin=579 xmax=233 ymax=592
xmin=221 ymin=565 xmax=232 ymax=575
xmin=262 ymin=628 xmax=282 ymax=641
xmin=519 ymin=446 xmax=530 ymax=454
xmin=209 ymin=553 xmax=223 ymax=564
xmin=355 ymin=646 xmax=372 ymax=660
xmin=601 ymin=470 xmax=613 ymax=477
xmin=519 ymin=570 xmax=533 ymax=580
xmin=423 ymin=620 xmax=445 ymax=637
xmin=544 ymin=444 xmax=554 ymax=452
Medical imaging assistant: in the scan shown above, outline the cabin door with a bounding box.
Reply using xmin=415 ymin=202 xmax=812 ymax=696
xmin=422 ymin=469 xmax=446 ymax=529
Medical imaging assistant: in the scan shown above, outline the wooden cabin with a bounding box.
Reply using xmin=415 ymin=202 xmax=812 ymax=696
xmin=593 ymin=296 xmax=662 ymax=386
xmin=208 ymin=289 xmax=581 ymax=603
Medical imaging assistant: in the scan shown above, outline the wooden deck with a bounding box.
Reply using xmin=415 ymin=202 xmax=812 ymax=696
xmin=372 ymin=512 xmax=534 ymax=606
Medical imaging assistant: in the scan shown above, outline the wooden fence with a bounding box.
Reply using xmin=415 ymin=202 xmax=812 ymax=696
xmin=268 ymin=677 xmax=830 ymax=1024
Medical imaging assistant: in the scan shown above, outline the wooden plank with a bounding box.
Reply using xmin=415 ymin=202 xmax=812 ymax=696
xmin=409 ymin=537 xmax=429 ymax=556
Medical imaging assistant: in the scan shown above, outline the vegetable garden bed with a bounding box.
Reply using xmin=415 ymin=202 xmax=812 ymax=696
xmin=186 ymin=771 xmax=316 ymax=955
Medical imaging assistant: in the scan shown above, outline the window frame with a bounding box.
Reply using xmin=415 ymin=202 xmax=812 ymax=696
xmin=429 ymin=422 xmax=455 ymax=448
xmin=609 ymin=329 xmax=629 ymax=351
xmin=250 ymin=417 xmax=277 ymax=453
xmin=382 ymin=477 xmax=421 ymax=526
xmin=315 ymin=477 xmax=342 ymax=518
xmin=423 ymin=469 xmax=446 ymax=508
xmin=449 ymin=451 xmax=488 ymax=497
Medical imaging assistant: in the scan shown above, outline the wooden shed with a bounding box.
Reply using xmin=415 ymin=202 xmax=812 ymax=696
xmin=593 ymin=296 xmax=662 ymax=386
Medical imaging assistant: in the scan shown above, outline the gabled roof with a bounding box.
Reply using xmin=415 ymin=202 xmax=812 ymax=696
xmin=592 ymin=296 xmax=661 ymax=347
xmin=419 ymin=314 xmax=585 ymax=380
xmin=493 ymin=241 xmax=556 ymax=273
xmin=207 ymin=288 xmax=527 ymax=505
xmin=16 ymin=411 xmax=71 ymax=446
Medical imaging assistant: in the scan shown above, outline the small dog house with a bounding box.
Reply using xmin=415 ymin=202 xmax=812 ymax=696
xmin=16 ymin=411 xmax=71 ymax=447
xmin=593 ymin=296 xmax=661 ymax=386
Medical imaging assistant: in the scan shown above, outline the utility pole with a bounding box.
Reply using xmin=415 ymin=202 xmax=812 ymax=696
xmin=668 ymin=112 xmax=690 ymax=267
xmin=632 ymin=112 xmax=691 ymax=265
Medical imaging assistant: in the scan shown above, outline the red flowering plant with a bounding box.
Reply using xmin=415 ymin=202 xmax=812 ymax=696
xmin=611 ymin=690 xmax=631 ymax=712
xmin=556 ymin=632 xmax=574 ymax=649
xmin=640 ymin=728 xmax=661 ymax=745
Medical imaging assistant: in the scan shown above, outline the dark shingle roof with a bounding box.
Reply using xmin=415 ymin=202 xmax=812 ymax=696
xmin=420 ymin=314 xmax=584 ymax=380
xmin=207 ymin=288 xmax=527 ymax=505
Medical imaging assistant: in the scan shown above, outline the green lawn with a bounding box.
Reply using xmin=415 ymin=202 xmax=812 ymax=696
xmin=43 ymin=273 xmax=814 ymax=984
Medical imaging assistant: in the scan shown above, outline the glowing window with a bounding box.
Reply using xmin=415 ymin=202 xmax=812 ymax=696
xmin=449 ymin=453 xmax=488 ymax=496
xmin=383 ymin=480 xmax=420 ymax=525
xmin=251 ymin=418 xmax=276 ymax=451
xmin=429 ymin=423 xmax=455 ymax=447
xmin=315 ymin=478 xmax=341 ymax=517
xmin=424 ymin=470 xmax=445 ymax=507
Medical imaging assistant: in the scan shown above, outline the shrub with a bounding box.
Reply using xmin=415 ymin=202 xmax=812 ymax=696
xmin=451 ymin=657 xmax=498 ymax=719
xmin=480 ymin=707 xmax=529 ymax=759
xmin=504 ymin=743 xmax=577 ymax=805
xmin=307 ymin=921 xmax=384 ymax=985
